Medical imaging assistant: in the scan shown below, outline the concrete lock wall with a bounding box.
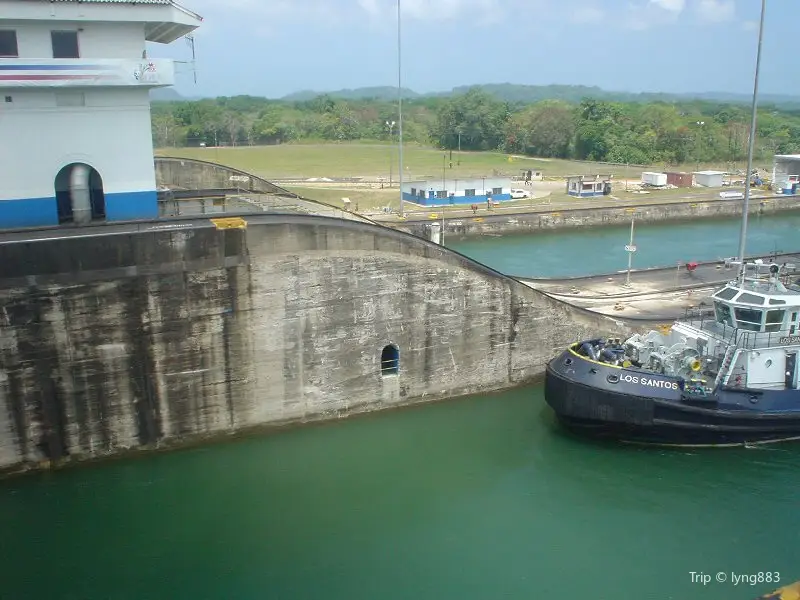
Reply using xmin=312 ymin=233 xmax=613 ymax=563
xmin=0 ymin=214 xmax=630 ymax=473
xmin=399 ymin=195 xmax=800 ymax=239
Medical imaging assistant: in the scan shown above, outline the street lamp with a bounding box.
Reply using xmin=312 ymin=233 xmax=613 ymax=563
xmin=695 ymin=121 xmax=705 ymax=171
xmin=386 ymin=120 xmax=396 ymax=186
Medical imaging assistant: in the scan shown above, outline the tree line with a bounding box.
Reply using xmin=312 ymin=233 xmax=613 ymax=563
xmin=150 ymin=87 xmax=800 ymax=166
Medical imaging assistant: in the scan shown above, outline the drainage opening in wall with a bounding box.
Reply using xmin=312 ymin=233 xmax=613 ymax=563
xmin=381 ymin=344 xmax=399 ymax=376
xmin=55 ymin=162 xmax=106 ymax=225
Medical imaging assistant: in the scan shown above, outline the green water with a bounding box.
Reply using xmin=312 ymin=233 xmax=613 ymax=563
xmin=447 ymin=212 xmax=800 ymax=278
xmin=1 ymin=386 xmax=797 ymax=600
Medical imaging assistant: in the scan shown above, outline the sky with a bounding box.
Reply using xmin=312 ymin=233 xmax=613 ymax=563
xmin=148 ymin=0 xmax=797 ymax=99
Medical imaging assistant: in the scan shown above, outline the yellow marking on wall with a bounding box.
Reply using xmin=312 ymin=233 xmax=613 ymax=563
xmin=211 ymin=217 xmax=247 ymax=230
xmin=472 ymin=217 xmax=484 ymax=222
xmin=690 ymin=203 xmax=699 ymax=208
xmin=550 ymin=212 xmax=561 ymax=217
xmin=625 ymin=208 xmax=636 ymax=213
xmin=429 ymin=213 xmax=441 ymax=219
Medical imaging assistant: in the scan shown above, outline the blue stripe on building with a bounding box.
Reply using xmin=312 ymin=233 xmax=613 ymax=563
xmin=401 ymin=192 xmax=512 ymax=206
xmin=0 ymin=197 xmax=60 ymax=228
xmin=105 ymin=191 xmax=158 ymax=221
xmin=0 ymin=190 xmax=158 ymax=228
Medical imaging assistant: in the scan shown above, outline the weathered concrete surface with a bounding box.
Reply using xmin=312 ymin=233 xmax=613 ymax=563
xmin=155 ymin=156 xmax=374 ymax=223
xmin=517 ymin=252 xmax=800 ymax=320
xmin=0 ymin=214 xmax=631 ymax=474
xmin=396 ymin=195 xmax=800 ymax=239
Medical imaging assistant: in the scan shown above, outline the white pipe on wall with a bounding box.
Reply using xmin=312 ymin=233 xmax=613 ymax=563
xmin=69 ymin=164 xmax=92 ymax=225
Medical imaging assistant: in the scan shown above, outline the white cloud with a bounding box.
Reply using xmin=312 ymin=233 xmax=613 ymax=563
xmin=649 ymin=0 xmax=685 ymax=13
xmin=695 ymin=0 xmax=735 ymax=22
xmin=570 ymin=6 xmax=604 ymax=23
xmin=623 ymin=0 xmax=683 ymax=30
xmin=741 ymin=20 xmax=758 ymax=31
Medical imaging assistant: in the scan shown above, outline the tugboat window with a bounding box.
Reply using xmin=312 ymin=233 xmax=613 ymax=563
xmin=715 ymin=288 xmax=739 ymax=301
xmin=737 ymin=292 xmax=765 ymax=305
xmin=734 ymin=307 xmax=762 ymax=332
xmin=380 ymin=345 xmax=399 ymax=376
xmin=765 ymin=309 xmax=785 ymax=333
xmin=715 ymin=302 xmax=734 ymax=327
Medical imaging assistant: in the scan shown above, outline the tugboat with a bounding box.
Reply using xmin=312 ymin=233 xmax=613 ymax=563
xmin=544 ymin=259 xmax=800 ymax=446
xmin=544 ymin=0 xmax=800 ymax=447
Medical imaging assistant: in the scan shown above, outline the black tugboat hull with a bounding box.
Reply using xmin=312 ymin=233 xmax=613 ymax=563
xmin=545 ymin=347 xmax=800 ymax=447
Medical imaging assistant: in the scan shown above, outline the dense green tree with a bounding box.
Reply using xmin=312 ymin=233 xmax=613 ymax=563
xmin=151 ymin=90 xmax=800 ymax=168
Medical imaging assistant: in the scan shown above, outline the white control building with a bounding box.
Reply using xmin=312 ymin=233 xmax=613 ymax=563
xmin=0 ymin=0 xmax=201 ymax=228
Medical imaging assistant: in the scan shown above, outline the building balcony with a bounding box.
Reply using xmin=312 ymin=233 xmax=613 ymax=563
xmin=0 ymin=58 xmax=175 ymax=89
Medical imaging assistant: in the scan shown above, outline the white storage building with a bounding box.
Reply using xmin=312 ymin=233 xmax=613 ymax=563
xmin=641 ymin=172 xmax=667 ymax=187
xmin=693 ymin=170 xmax=725 ymax=188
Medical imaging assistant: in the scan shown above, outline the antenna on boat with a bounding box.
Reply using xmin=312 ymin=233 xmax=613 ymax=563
xmin=736 ymin=0 xmax=767 ymax=283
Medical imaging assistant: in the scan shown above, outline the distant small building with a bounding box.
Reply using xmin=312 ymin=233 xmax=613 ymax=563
xmin=666 ymin=172 xmax=694 ymax=188
xmin=773 ymin=154 xmax=800 ymax=192
xmin=566 ymin=175 xmax=612 ymax=198
xmin=401 ymin=178 xmax=512 ymax=206
xmin=641 ymin=172 xmax=667 ymax=187
xmin=518 ymin=169 xmax=543 ymax=183
xmin=694 ymin=170 xmax=725 ymax=188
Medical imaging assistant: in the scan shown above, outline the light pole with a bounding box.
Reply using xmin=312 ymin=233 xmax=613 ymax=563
xmin=695 ymin=121 xmax=705 ymax=172
xmin=397 ymin=0 xmax=404 ymax=217
xmin=385 ymin=120 xmax=396 ymax=186
xmin=456 ymin=128 xmax=462 ymax=166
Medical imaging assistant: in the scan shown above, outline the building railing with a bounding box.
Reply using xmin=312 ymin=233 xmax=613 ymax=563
xmin=0 ymin=58 xmax=174 ymax=88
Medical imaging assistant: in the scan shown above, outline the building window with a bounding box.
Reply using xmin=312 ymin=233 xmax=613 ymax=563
xmin=381 ymin=344 xmax=399 ymax=376
xmin=4 ymin=96 xmax=11 ymax=103
xmin=492 ymin=187 xmax=502 ymax=196
xmin=52 ymin=30 xmax=80 ymax=58
xmin=436 ymin=190 xmax=447 ymax=199
xmin=464 ymin=189 xmax=475 ymax=197
xmin=410 ymin=188 xmax=416 ymax=196
xmin=0 ymin=30 xmax=18 ymax=57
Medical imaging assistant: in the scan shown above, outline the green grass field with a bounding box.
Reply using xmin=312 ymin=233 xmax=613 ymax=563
xmin=156 ymin=142 xmax=671 ymax=181
xmin=155 ymin=142 xmax=751 ymax=212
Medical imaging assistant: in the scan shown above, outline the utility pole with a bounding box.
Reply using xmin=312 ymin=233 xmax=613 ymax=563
xmin=396 ymin=0 xmax=404 ymax=217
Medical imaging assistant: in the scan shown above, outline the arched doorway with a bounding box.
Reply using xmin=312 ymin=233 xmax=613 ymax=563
xmin=381 ymin=344 xmax=400 ymax=376
xmin=54 ymin=163 xmax=106 ymax=225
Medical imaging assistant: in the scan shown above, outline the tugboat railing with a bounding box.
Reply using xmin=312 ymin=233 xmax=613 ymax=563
xmin=680 ymin=317 xmax=795 ymax=351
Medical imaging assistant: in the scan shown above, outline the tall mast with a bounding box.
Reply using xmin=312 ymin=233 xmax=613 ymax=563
xmin=737 ymin=0 xmax=767 ymax=281
xmin=397 ymin=0 xmax=404 ymax=218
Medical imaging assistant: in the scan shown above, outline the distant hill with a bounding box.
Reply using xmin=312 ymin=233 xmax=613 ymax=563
xmin=150 ymin=88 xmax=191 ymax=102
xmin=278 ymin=83 xmax=800 ymax=108
xmin=282 ymin=86 xmax=420 ymax=102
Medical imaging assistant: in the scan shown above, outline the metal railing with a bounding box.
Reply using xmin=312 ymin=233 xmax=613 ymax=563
xmin=681 ymin=316 xmax=797 ymax=351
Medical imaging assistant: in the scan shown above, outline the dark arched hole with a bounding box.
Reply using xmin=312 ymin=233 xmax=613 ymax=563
xmin=381 ymin=344 xmax=399 ymax=376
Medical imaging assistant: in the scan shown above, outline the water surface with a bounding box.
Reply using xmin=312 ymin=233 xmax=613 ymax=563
xmin=1 ymin=386 xmax=796 ymax=600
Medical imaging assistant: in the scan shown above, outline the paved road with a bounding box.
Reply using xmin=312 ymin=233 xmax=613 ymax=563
xmin=517 ymin=252 xmax=800 ymax=321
